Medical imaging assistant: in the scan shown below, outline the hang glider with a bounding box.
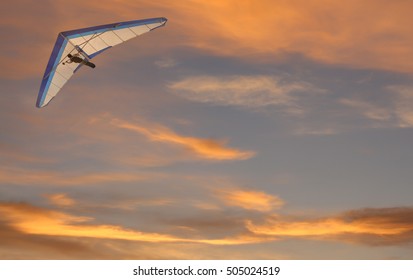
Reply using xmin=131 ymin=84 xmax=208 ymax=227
xmin=36 ymin=17 xmax=167 ymax=108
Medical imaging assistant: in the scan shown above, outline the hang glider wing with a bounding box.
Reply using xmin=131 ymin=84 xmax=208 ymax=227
xmin=36 ymin=17 xmax=167 ymax=108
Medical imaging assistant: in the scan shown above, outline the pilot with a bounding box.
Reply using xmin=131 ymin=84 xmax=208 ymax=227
xmin=67 ymin=54 xmax=96 ymax=68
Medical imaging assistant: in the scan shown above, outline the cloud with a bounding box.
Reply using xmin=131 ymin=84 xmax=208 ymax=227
xmin=0 ymin=202 xmax=186 ymax=243
xmin=0 ymin=166 xmax=148 ymax=186
xmin=0 ymin=220 xmax=277 ymax=259
xmin=391 ymin=86 xmax=413 ymax=127
xmin=111 ymin=118 xmax=255 ymax=161
xmin=246 ymin=207 xmax=413 ymax=246
xmin=5 ymin=201 xmax=412 ymax=249
xmin=3 ymin=0 xmax=413 ymax=80
xmin=215 ymin=188 xmax=284 ymax=212
xmin=0 ymin=143 xmax=54 ymax=164
xmin=154 ymin=58 xmax=178 ymax=68
xmin=1 ymin=198 xmax=413 ymax=259
xmin=0 ymin=202 xmax=261 ymax=246
xmin=0 ymin=0 xmax=58 ymax=79
xmin=0 ymin=223 xmax=110 ymax=259
xmin=103 ymin=0 xmax=413 ymax=73
xmin=181 ymin=0 xmax=413 ymax=73
xmin=293 ymin=126 xmax=339 ymax=136
xmin=191 ymin=201 xmax=221 ymax=211
xmin=339 ymin=98 xmax=392 ymax=122
xmin=83 ymin=197 xmax=176 ymax=211
xmin=45 ymin=193 xmax=75 ymax=207
xmin=338 ymin=86 xmax=413 ymax=129
xmin=169 ymin=75 xmax=321 ymax=114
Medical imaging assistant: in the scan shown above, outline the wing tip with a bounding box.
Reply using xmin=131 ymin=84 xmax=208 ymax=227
xmin=36 ymin=99 xmax=45 ymax=108
xmin=36 ymin=100 xmax=50 ymax=108
xmin=36 ymin=88 xmax=50 ymax=108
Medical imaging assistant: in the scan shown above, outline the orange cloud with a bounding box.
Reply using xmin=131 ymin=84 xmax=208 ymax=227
xmin=216 ymin=189 xmax=284 ymax=212
xmin=91 ymin=0 xmax=412 ymax=73
xmin=0 ymin=143 xmax=54 ymax=164
xmin=5 ymin=0 xmax=413 ymax=80
xmin=248 ymin=217 xmax=403 ymax=236
xmin=0 ymin=222 xmax=111 ymax=259
xmin=0 ymin=219 xmax=283 ymax=259
xmin=0 ymin=166 xmax=147 ymax=186
xmin=45 ymin=193 xmax=75 ymax=207
xmin=4 ymin=201 xmax=412 ymax=248
xmin=191 ymin=201 xmax=221 ymax=211
xmin=112 ymin=118 xmax=255 ymax=161
xmin=166 ymin=0 xmax=413 ymax=73
xmin=246 ymin=207 xmax=413 ymax=245
xmin=85 ymin=197 xmax=176 ymax=211
xmin=1 ymin=200 xmax=413 ymax=260
xmin=0 ymin=203 xmax=184 ymax=243
xmin=0 ymin=202 xmax=261 ymax=246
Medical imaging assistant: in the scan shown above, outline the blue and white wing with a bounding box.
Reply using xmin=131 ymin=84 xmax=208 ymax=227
xmin=36 ymin=17 xmax=167 ymax=108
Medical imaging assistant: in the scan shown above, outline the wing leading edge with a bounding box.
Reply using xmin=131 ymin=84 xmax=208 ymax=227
xmin=36 ymin=17 xmax=167 ymax=108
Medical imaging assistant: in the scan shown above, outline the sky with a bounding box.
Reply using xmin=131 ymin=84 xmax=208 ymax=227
xmin=1 ymin=0 xmax=413 ymax=259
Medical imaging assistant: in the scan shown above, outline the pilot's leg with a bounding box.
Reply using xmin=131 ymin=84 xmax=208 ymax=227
xmin=85 ymin=61 xmax=96 ymax=68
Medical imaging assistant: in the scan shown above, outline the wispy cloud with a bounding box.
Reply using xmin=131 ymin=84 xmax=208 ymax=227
xmin=0 ymin=202 xmax=185 ymax=243
xmin=0 ymin=222 xmax=111 ymax=259
xmin=1 ymin=194 xmax=413 ymax=260
xmin=339 ymin=98 xmax=392 ymax=121
xmin=45 ymin=193 xmax=75 ymax=207
xmin=215 ymin=188 xmax=284 ymax=212
xmin=293 ymin=126 xmax=340 ymax=136
xmin=2 ymin=200 xmax=412 ymax=250
xmin=391 ymin=86 xmax=413 ymax=127
xmin=169 ymin=75 xmax=321 ymax=114
xmin=0 ymin=143 xmax=54 ymax=164
xmin=0 ymin=202 xmax=260 ymax=246
xmin=191 ymin=201 xmax=221 ymax=211
xmin=154 ymin=58 xmax=178 ymax=68
xmin=338 ymin=86 xmax=413 ymax=129
xmin=111 ymin=118 xmax=255 ymax=161
xmin=0 ymin=166 xmax=148 ymax=186
xmin=247 ymin=207 xmax=413 ymax=246
xmin=83 ymin=197 xmax=176 ymax=211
